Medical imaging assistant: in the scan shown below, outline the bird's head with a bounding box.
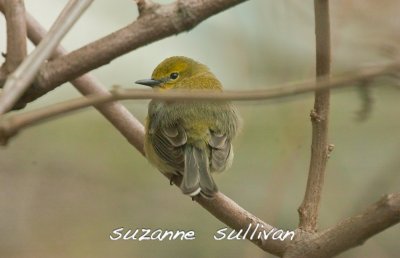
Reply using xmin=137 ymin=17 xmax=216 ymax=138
xmin=135 ymin=56 xmax=221 ymax=90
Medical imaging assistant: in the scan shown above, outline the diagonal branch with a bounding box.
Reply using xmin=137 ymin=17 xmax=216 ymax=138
xmin=197 ymin=192 xmax=290 ymax=256
xmin=284 ymin=193 xmax=400 ymax=258
xmin=298 ymin=0 xmax=332 ymax=232
xmin=0 ymin=0 xmax=93 ymax=114
xmin=13 ymin=0 xmax=249 ymax=108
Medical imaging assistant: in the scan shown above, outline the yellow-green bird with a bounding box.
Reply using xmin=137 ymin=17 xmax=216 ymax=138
xmin=136 ymin=56 xmax=240 ymax=198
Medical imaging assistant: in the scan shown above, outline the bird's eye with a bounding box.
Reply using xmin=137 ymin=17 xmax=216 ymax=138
xmin=170 ymin=72 xmax=179 ymax=80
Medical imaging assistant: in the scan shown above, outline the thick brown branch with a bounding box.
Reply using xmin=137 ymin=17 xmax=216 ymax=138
xmin=298 ymin=0 xmax=331 ymax=232
xmin=285 ymin=193 xmax=400 ymax=258
xmin=196 ymin=193 xmax=289 ymax=256
xmin=15 ymin=0 xmax=248 ymax=107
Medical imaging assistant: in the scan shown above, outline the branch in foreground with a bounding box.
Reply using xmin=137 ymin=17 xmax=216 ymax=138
xmin=1 ymin=60 xmax=399 ymax=145
xmin=0 ymin=0 xmax=93 ymax=115
xmin=285 ymin=193 xmax=400 ymax=258
xmin=0 ymin=0 xmax=27 ymax=85
xmin=298 ymin=0 xmax=332 ymax=232
xmin=15 ymin=0 xmax=249 ymax=107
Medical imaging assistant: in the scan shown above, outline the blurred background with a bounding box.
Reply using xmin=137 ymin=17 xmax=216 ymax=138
xmin=1 ymin=0 xmax=399 ymax=257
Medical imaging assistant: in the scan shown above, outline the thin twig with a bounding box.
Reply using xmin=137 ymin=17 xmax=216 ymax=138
xmin=285 ymin=193 xmax=400 ymax=258
xmin=0 ymin=61 xmax=398 ymax=145
xmin=11 ymin=0 xmax=248 ymax=108
xmin=0 ymin=0 xmax=93 ymax=115
xmin=298 ymin=0 xmax=332 ymax=232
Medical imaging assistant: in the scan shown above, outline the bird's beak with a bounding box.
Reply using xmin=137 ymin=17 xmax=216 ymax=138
xmin=135 ymin=79 xmax=163 ymax=87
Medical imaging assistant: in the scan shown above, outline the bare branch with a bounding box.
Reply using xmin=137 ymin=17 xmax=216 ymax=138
xmin=13 ymin=0 xmax=249 ymax=108
xmin=0 ymin=61 xmax=398 ymax=145
xmin=285 ymin=193 xmax=400 ymax=258
xmin=298 ymin=0 xmax=332 ymax=232
xmin=0 ymin=0 xmax=93 ymax=114
xmin=196 ymin=192 xmax=289 ymax=256
xmin=0 ymin=0 xmax=27 ymax=77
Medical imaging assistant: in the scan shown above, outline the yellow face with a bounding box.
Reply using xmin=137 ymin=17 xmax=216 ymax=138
xmin=151 ymin=57 xmax=192 ymax=89
xmin=136 ymin=56 xmax=211 ymax=90
xmin=135 ymin=56 xmax=223 ymax=90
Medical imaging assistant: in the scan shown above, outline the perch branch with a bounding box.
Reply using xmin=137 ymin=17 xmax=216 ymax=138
xmin=285 ymin=193 xmax=400 ymax=258
xmin=13 ymin=0 xmax=248 ymax=107
xmin=0 ymin=0 xmax=93 ymax=114
xmin=298 ymin=0 xmax=332 ymax=232
xmin=196 ymin=192 xmax=289 ymax=256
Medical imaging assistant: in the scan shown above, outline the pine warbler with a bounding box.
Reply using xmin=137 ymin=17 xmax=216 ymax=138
xmin=136 ymin=56 xmax=240 ymax=198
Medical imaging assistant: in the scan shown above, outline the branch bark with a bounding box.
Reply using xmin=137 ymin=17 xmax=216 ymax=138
xmin=197 ymin=192 xmax=289 ymax=256
xmin=285 ymin=193 xmax=400 ymax=258
xmin=298 ymin=0 xmax=332 ymax=232
xmin=13 ymin=0 xmax=249 ymax=107
xmin=0 ymin=0 xmax=27 ymax=88
xmin=0 ymin=0 xmax=93 ymax=114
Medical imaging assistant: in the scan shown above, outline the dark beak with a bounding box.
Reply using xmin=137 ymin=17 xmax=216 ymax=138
xmin=135 ymin=79 xmax=163 ymax=87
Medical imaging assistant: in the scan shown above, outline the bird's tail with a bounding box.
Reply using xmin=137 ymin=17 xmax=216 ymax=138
xmin=181 ymin=145 xmax=218 ymax=198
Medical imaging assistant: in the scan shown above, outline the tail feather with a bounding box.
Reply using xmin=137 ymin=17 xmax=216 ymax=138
xmin=181 ymin=145 xmax=218 ymax=198
xmin=195 ymin=147 xmax=218 ymax=198
xmin=182 ymin=145 xmax=201 ymax=196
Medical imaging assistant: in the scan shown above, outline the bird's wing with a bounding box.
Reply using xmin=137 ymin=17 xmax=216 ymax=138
xmin=208 ymin=131 xmax=232 ymax=172
xmin=150 ymin=124 xmax=186 ymax=170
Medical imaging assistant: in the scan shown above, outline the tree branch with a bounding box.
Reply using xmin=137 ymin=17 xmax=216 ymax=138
xmin=0 ymin=0 xmax=93 ymax=114
xmin=13 ymin=0 xmax=249 ymax=107
xmin=196 ymin=192 xmax=289 ymax=256
xmin=1 ymin=60 xmax=399 ymax=146
xmin=0 ymin=0 xmax=27 ymax=82
xmin=298 ymin=0 xmax=332 ymax=232
xmin=285 ymin=193 xmax=400 ymax=258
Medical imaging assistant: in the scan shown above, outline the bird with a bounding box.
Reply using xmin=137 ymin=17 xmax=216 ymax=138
xmin=136 ymin=56 xmax=240 ymax=198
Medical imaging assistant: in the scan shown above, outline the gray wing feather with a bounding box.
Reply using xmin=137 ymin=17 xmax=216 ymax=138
xmin=150 ymin=124 xmax=186 ymax=170
xmin=181 ymin=145 xmax=201 ymax=196
xmin=209 ymin=131 xmax=232 ymax=172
